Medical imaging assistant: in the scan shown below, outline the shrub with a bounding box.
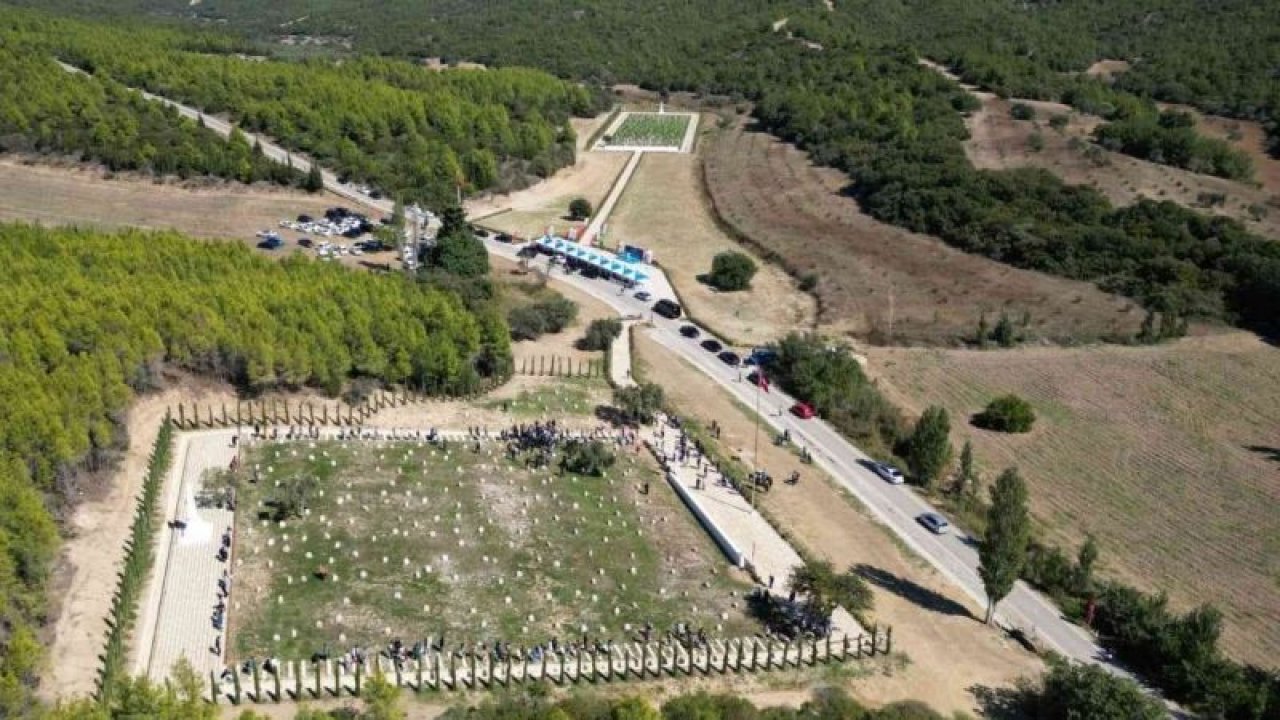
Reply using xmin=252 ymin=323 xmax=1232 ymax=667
xmin=568 ymin=197 xmax=593 ymax=220
xmin=1048 ymin=113 xmax=1070 ymax=131
xmin=706 ymin=251 xmax=757 ymax=291
xmin=1025 ymin=659 xmax=1165 ymax=720
xmin=974 ymin=394 xmax=1036 ymax=433
xmin=577 ymin=317 xmax=623 ymax=351
xmin=1010 ymin=102 xmax=1036 ymax=121
xmin=560 ymin=440 xmax=616 ymax=476
xmin=614 ymin=382 xmax=664 ymax=424
xmin=507 ymin=296 xmax=579 ymax=340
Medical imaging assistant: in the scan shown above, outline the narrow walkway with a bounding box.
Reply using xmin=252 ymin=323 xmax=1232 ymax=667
xmin=645 ymin=419 xmax=864 ymax=639
xmin=136 ymin=430 xmax=237 ymax=681
xmin=583 ymin=151 xmax=641 ymax=245
xmin=609 ymin=321 xmax=637 ymax=387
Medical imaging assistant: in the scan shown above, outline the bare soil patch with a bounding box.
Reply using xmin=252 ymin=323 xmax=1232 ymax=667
xmin=0 ymin=158 xmax=346 ymax=243
xmin=608 ymin=147 xmax=816 ymax=345
xmin=965 ymin=95 xmax=1280 ymax=240
xmin=865 ymin=333 xmax=1280 ymax=667
xmin=703 ymin=121 xmax=1140 ymax=344
xmin=633 ymin=331 xmax=1043 ymax=716
xmin=1083 ymin=59 xmax=1131 ymax=81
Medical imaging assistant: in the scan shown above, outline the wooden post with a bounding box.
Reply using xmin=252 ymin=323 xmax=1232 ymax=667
xmin=314 ymin=661 xmax=322 ymax=698
xmin=209 ymin=670 xmax=219 ymax=704
xmin=885 ymin=626 xmax=893 ymax=655
xmin=540 ymin=649 xmax=548 ymax=682
xmin=354 ymin=659 xmax=363 ymax=696
xmin=273 ymin=666 xmax=282 ymax=701
xmin=416 ymin=655 xmax=424 ymax=691
xmin=232 ymin=666 xmax=242 ymax=704
xmin=237 ymin=401 xmax=243 ymax=426
xmin=334 ymin=661 xmax=343 ymax=697
xmin=294 ymin=661 xmax=302 ymax=700
xmin=252 ymin=662 xmax=261 ymax=702
xmin=178 ymin=404 xmax=185 ymax=427
xmin=505 ymin=653 xmax=512 ymax=687
xmin=222 ymin=403 xmax=228 ymax=426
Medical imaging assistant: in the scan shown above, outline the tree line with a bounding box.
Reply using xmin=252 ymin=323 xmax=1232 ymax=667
xmin=0 ymin=6 xmax=606 ymax=205
xmin=0 ymin=32 xmax=297 ymax=185
xmin=0 ymin=222 xmax=508 ymax=715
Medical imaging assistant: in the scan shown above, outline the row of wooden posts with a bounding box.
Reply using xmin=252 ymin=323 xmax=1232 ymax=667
xmin=515 ymin=355 xmax=604 ymax=378
xmin=211 ymin=629 xmax=891 ymax=704
xmin=171 ymin=389 xmax=478 ymax=430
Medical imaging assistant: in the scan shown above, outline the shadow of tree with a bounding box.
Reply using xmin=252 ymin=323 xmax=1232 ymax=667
xmin=1245 ymin=444 xmax=1280 ymax=463
xmin=969 ymin=683 xmax=1028 ymax=720
xmin=853 ymin=563 xmax=974 ymax=620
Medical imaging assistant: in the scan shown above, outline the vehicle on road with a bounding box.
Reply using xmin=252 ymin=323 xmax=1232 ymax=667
xmin=871 ymin=462 xmax=906 ymax=485
xmin=634 ymin=290 xmax=652 ymax=301
xmin=749 ymin=347 xmax=778 ymax=366
xmin=652 ymin=299 xmax=683 ymax=319
xmin=917 ymin=512 xmax=950 ymax=535
xmin=718 ymin=351 xmax=741 ymax=366
xmin=700 ymin=339 xmax=723 ymax=353
xmin=790 ymin=402 xmax=816 ymax=419
xmin=679 ymin=324 xmax=700 ymax=339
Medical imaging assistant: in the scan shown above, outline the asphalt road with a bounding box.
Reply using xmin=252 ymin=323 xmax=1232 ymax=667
xmin=62 ymin=60 xmax=1134 ymax=685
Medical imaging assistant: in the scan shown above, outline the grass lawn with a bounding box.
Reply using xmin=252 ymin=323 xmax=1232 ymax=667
xmin=605 ymin=113 xmax=690 ymax=148
xmin=225 ymin=439 xmax=759 ymax=659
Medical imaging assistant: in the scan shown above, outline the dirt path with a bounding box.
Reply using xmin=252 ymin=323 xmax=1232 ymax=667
xmin=42 ymin=383 xmax=237 ymax=700
xmin=632 ymin=333 xmax=1042 ymax=715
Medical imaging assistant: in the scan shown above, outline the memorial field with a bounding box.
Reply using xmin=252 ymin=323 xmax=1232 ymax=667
xmin=223 ymin=437 xmax=760 ymax=659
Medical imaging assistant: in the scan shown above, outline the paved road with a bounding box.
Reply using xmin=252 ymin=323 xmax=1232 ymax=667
xmin=76 ymin=67 xmax=1125 ymax=681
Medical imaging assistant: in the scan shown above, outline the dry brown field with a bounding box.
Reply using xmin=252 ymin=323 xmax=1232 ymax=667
xmin=865 ymin=333 xmax=1280 ymax=667
xmin=702 ymin=121 xmax=1143 ymax=344
xmin=0 ymin=158 xmax=346 ymax=242
xmin=964 ymin=94 xmax=1280 ymax=240
xmin=608 ymin=147 xmax=816 ymax=345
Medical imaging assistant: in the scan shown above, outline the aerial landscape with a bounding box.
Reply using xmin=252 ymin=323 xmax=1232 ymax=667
xmin=0 ymin=1 xmax=1276 ymax=719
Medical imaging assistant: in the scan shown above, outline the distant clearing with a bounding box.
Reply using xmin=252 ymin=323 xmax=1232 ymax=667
xmin=603 ymin=113 xmax=690 ymax=149
xmin=1083 ymin=59 xmax=1131 ymax=81
xmin=866 ymin=333 xmax=1280 ymax=666
xmin=0 ymin=158 xmax=339 ymax=242
xmin=964 ymin=94 xmax=1280 ymax=240
xmin=703 ymin=120 xmax=1142 ymax=344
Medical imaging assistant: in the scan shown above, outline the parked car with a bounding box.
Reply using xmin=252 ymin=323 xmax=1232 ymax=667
xmin=871 ymin=462 xmax=906 ymax=485
xmin=700 ymin=339 xmax=723 ymax=353
xmin=679 ymin=324 xmax=700 ymax=339
xmin=634 ymin=290 xmax=652 ymax=302
xmin=718 ymin=351 xmax=741 ymax=367
xmin=652 ymin=299 xmax=683 ymax=319
xmin=298 ymin=237 xmax=313 ymax=248
xmin=747 ymin=371 xmax=770 ymax=390
xmin=917 ymin=512 xmax=950 ymax=535
xmin=790 ymin=402 xmax=815 ymax=419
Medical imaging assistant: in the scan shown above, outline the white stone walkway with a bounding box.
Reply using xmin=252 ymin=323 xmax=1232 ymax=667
xmin=136 ymin=429 xmax=237 ymax=681
xmin=646 ymin=419 xmax=864 ymax=638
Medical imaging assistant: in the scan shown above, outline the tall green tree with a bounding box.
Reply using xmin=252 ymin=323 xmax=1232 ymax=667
xmin=979 ymin=467 xmax=1031 ymax=624
xmin=905 ymin=406 xmax=952 ymax=489
xmin=953 ymin=439 xmax=978 ymax=498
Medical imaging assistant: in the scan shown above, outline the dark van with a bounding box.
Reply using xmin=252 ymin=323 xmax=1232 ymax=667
xmin=652 ymin=299 xmax=683 ymax=319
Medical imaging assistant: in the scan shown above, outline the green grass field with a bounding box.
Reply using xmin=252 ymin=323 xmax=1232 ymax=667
xmin=225 ymin=439 xmax=758 ymax=659
xmin=605 ymin=113 xmax=691 ymax=148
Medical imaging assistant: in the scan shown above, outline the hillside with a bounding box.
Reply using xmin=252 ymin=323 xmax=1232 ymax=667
xmin=867 ymin=334 xmax=1280 ymax=666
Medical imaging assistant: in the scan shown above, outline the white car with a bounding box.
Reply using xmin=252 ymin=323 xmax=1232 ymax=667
xmin=872 ymin=462 xmax=906 ymax=485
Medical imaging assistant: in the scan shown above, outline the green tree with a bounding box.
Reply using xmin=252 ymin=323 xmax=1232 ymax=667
xmin=614 ymin=382 xmax=664 ymax=424
xmin=578 ymin=317 xmax=623 ymax=351
xmin=1026 ymin=659 xmax=1165 ymax=720
xmin=974 ymin=394 xmax=1036 ymax=433
xmin=1010 ymin=102 xmax=1036 ymax=121
xmin=303 ymin=164 xmax=324 ymax=192
xmin=568 ymin=196 xmax=593 ymax=221
xmin=979 ymin=468 xmax=1031 ymax=624
xmin=789 ymin=559 xmax=874 ymax=623
xmin=905 ymin=406 xmax=952 ymax=489
xmin=1075 ymin=535 xmax=1099 ymax=594
xmin=991 ymin=313 xmax=1018 ymax=347
xmin=706 ymin=252 xmax=758 ymax=292
xmin=560 ymin=440 xmax=616 ymax=476
xmin=953 ymin=439 xmax=978 ymax=498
